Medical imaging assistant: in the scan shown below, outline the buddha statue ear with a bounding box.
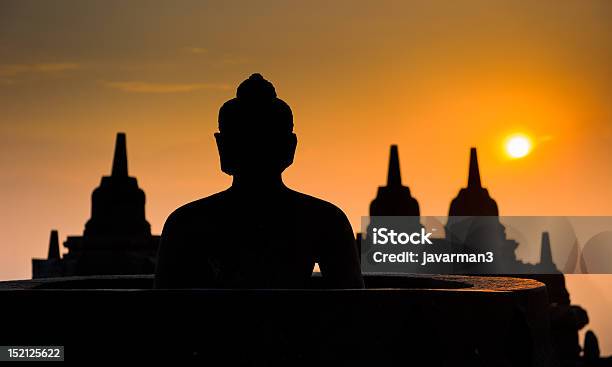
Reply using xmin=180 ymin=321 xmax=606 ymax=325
xmin=214 ymin=132 xmax=236 ymax=176
xmin=280 ymin=133 xmax=298 ymax=172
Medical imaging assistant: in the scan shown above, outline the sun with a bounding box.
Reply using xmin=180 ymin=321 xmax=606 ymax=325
xmin=505 ymin=134 xmax=532 ymax=159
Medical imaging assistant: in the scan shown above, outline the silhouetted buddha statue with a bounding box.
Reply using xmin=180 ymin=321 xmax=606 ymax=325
xmin=155 ymin=73 xmax=364 ymax=289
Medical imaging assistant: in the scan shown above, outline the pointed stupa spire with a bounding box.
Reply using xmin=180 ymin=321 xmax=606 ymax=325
xmin=387 ymin=145 xmax=402 ymax=187
xmin=448 ymin=147 xmax=498 ymax=216
xmin=111 ymin=132 xmax=128 ymax=177
xmin=467 ymin=147 xmax=481 ymax=188
xmin=47 ymin=230 xmax=60 ymax=259
xmin=540 ymin=231 xmax=554 ymax=266
xmin=369 ymin=144 xmax=420 ymax=224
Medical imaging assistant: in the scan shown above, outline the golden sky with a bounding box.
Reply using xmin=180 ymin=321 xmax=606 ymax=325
xmin=1 ymin=0 xmax=612 ymax=352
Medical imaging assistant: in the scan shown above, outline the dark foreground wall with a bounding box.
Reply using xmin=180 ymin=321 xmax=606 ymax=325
xmin=0 ymin=274 xmax=553 ymax=366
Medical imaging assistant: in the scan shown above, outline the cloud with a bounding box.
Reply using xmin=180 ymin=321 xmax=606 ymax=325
xmin=0 ymin=63 xmax=80 ymax=77
xmin=184 ymin=47 xmax=208 ymax=55
xmin=102 ymin=81 xmax=231 ymax=93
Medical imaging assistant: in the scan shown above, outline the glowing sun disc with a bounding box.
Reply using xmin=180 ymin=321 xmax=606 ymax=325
xmin=506 ymin=135 xmax=531 ymax=158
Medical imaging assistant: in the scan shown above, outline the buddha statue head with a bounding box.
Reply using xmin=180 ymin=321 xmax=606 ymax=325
xmin=215 ymin=73 xmax=297 ymax=178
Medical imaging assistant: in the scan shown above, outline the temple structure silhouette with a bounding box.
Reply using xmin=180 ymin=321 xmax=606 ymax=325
xmin=362 ymin=145 xmax=565 ymax=276
xmin=28 ymin=132 xmax=609 ymax=365
xmin=443 ymin=147 xmax=552 ymax=274
xmin=32 ymin=133 xmax=160 ymax=277
xmin=30 ymin=140 xmax=578 ymax=283
xmin=363 ymin=145 xmax=591 ymax=366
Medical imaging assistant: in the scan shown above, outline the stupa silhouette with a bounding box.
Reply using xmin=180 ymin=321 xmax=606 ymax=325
xmin=32 ymin=133 xmax=160 ymax=277
xmin=448 ymin=147 xmax=499 ymax=216
xmin=364 ymin=145 xmax=422 ymax=244
xmin=369 ymin=145 xmax=420 ymax=216
xmin=445 ymin=147 xmax=518 ymax=273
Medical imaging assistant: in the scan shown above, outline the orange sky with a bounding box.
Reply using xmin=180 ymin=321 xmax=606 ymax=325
xmin=1 ymin=0 xmax=612 ymax=353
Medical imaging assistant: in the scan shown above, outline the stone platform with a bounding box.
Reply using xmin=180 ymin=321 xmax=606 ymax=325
xmin=0 ymin=274 xmax=553 ymax=366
